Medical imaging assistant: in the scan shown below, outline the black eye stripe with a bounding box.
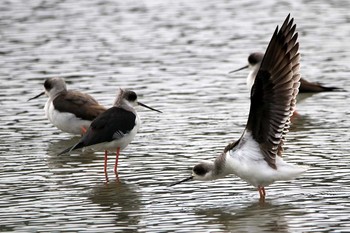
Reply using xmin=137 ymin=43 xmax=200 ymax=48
xmin=44 ymin=79 xmax=52 ymax=90
xmin=248 ymin=53 xmax=263 ymax=65
xmin=193 ymin=164 xmax=207 ymax=176
xmin=126 ymin=91 xmax=137 ymax=101
xmin=248 ymin=56 xmax=256 ymax=64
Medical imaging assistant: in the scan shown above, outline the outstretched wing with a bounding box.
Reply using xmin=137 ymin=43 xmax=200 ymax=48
xmin=244 ymin=14 xmax=301 ymax=169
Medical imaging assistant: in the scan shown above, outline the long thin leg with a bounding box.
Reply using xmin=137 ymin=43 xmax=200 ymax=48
xmin=258 ymin=185 xmax=266 ymax=201
xmin=104 ymin=150 xmax=109 ymax=182
xmin=261 ymin=187 xmax=266 ymax=197
xmin=114 ymin=148 xmax=120 ymax=181
xmin=291 ymin=110 xmax=300 ymax=122
xmin=81 ymin=126 xmax=87 ymax=135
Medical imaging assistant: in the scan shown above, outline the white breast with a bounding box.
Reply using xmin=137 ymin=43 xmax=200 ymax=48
xmin=44 ymin=99 xmax=91 ymax=135
xmin=225 ymin=131 xmax=307 ymax=187
xmin=246 ymin=71 xmax=256 ymax=90
xmin=246 ymin=64 xmax=260 ymax=91
xmin=90 ymin=114 xmax=141 ymax=152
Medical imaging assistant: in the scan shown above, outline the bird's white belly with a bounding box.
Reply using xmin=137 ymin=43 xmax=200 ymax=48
xmin=45 ymin=100 xmax=91 ymax=135
xmin=226 ymin=152 xmax=308 ymax=187
xmin=226 ymin=152 xmax=278 ymax=187
xmin=226 ymin=132 xmax=307 ymax=187
xmin=92 ymin=128 xmax=138 ymax=152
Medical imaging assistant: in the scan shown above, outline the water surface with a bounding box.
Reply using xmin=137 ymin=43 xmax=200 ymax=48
xmin=1 ymin=0 xmax=350 ymax=232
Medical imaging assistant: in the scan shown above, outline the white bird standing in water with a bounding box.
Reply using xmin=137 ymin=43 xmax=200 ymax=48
xmin=29 ymin=77 xmax=106 ymax=135
xmin=59 ymin=88 xmax=162 ymax=182
xmin=171 ymin=14 xmax=308 ymax=201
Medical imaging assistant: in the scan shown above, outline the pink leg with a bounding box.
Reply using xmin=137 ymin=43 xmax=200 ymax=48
xmin=114 ymin=148 xmax=120 ymax=181
xmin=258 ymin=185 xmax=266 ymax=201
xmin=291 ymin=110 xmax=300 ymax=123
xmin=262 ymin=187 xmax=266 ymax=197
xmin=104 ymin=150 xmax=109 ymax=182
xmin=81 ymin=126 xmax=87 ymax=135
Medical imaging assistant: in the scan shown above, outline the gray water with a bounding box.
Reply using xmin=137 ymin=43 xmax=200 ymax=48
xmin=1 ymin=0 xmax=350 ymax=232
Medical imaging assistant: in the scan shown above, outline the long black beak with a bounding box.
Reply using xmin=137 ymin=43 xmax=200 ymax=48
xmin=138 ymin=102 xmax=162 ymax=113
xmin=169 ymin=176 xmax=193 ymax=187
xmin=229 ymin=65 xmax=249 ymax=74
xmin=28 ymin=91 xmax=45 ymax=101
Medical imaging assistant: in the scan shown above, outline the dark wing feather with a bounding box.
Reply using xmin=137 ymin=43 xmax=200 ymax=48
xmin=245 ymin=14 xmax=301 ymax=169
xmin=58 ymin=107 xmax=136 ymax=155
xmin=53 ymin=90 xmax=106 ymax=121
xmin=57 ymin=142 xmax=84 ymax=156
xmin=75 ymin=107 xmax=136 ymax=149
xmin=299 ymin=78 xmax=340 ymax=92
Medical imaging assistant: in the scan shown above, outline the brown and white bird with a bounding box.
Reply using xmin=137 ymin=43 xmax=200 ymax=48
xmin=231 ymin=53 xmax=339 ymax=93
xmin=29 ymin=77 xmax=106 ymax=135
xmin=171 ymin=14 xmax=308 ymax=201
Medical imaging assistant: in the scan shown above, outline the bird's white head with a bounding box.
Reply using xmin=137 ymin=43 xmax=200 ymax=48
xmin=245 ymin=52 xmax=264 ymax=90
xmin=170 ymin=160 xmax=219 ymax=186
xmin=114 ymin=88 xmax=138 ymax=107
xmin=247 ymin=52 xmax=264 ymax=69
xmin=28 ymin=77 xmax=67 ymax=101
xmin=230 ymin=52 xmax=264 ymax=90
xmin=44 ymin=77 xmax=67 ymax=98
xmin=114 ymin=88 xmax=162 ymax=113
xmin=192 ymin=160 xmax=216 ymax=181
xmin=229 ymin=52 xmax=264 ymax=73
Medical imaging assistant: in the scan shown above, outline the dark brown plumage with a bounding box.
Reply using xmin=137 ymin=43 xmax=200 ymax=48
xmin=29 ymin=77 xmax=107 ymax=135
xmin=245 ymin=14 xmax=300 ymax=169
xmin=53 ymin=91 xmax=106 ymax=121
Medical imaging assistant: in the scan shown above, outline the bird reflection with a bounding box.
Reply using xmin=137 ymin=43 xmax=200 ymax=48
xmin=289 ymin=114 xmax=314 ymax=132
xmin=296 ymin=92 xmax=318 ymax=105
xmin=46 ymin=137 xmax=97 ymax=175
xmin=89 ymin=181 xmax=141 ymax=226
xmin=195 ymin=201 xmax=304 ymax=233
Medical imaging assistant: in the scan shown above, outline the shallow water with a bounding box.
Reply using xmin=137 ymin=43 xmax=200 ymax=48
xmin=1 ymin=0 xmax=350 ymax=232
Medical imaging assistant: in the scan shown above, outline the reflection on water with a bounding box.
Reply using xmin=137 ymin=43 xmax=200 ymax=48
xmin=195 ymin=202 xmax=298 ymax=233
xmin=46 ymin=136 xmax=80 ymax=156
xmin=46 ymin=137 xmax=98 ymax=176
xmin=0 ymin=0 xmax=349 ymax=232
xmin=89 ymin=181 xmax=141 ymax=230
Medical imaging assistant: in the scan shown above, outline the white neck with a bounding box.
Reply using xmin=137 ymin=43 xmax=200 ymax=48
xmin=210 ymin=153 xmax=234 ymax=179
xmin=247 ymin=63 xmax=261 ymax=90
xmin=119 ymin=100 xmax=137 ymax=114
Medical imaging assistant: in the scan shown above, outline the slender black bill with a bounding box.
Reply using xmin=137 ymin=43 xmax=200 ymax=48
xmin=138 ymin=102 xmax=162 ymax=113
xmin=28 ymin=92 xmax=45 ymax=101
xmin=169 ymin=176 xmax=193 ymax=187
xmin=229 ymin=65 xmax=249 ymax=74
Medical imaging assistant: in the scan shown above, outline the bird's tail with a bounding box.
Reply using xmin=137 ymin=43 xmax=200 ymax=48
xmin=321 ymin=86 xmax=344 ymax=92
xmin=57 ymin=142 xmax=85 ymax=156
xmin=277 ymin=163 xmax=309 ymax=181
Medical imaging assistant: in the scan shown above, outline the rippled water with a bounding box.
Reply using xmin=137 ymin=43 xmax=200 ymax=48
xmin=1 ymin=0 xmax=350 ymax=232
